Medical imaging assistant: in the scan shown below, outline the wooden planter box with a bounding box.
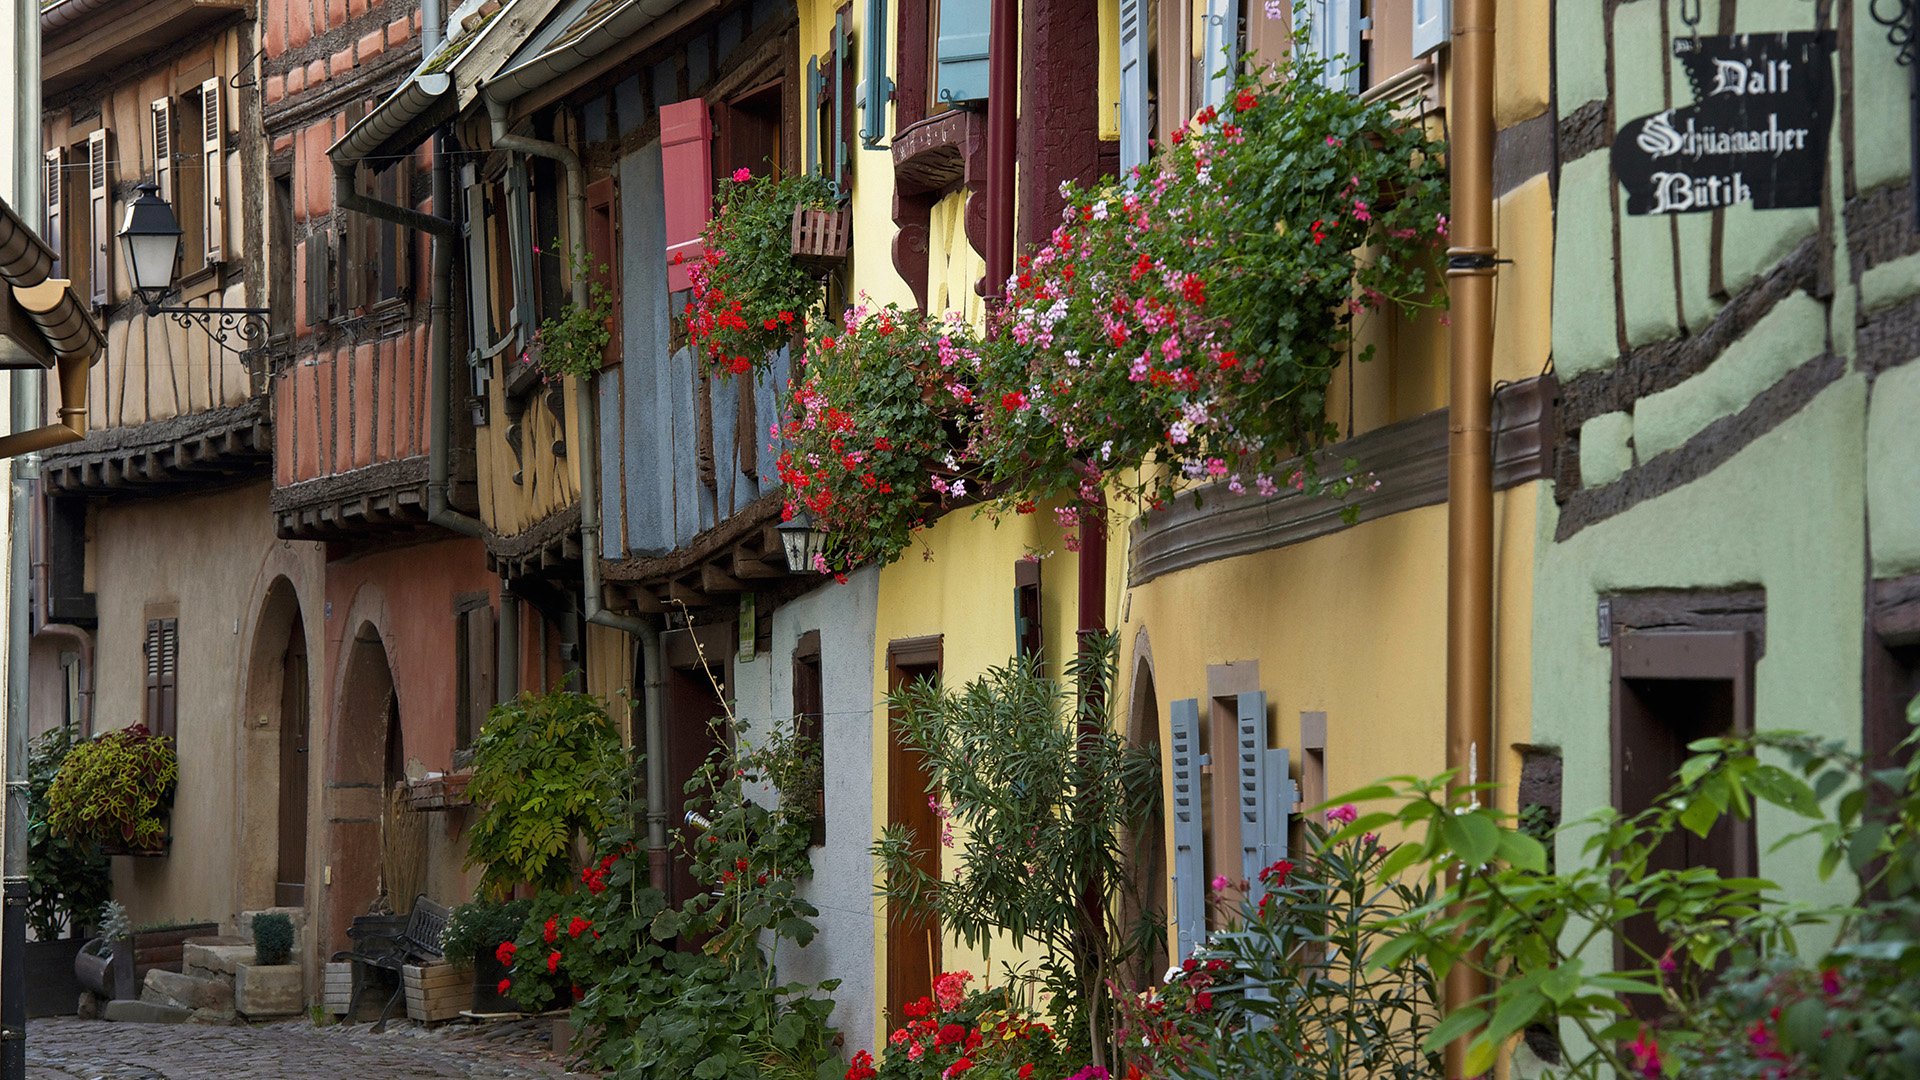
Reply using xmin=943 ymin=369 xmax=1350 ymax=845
xmin=403 ymin=772 xmax=472 ymax=812
xmin=131 ymin=923 xmax=219 ymax=989
xmin=404 ymin=962 xmax=472 ymax=1023
xmin=791 ymin=206 xmax=851 ymax=269
xmin=323 ymin=961 xmax=354 ymax=1015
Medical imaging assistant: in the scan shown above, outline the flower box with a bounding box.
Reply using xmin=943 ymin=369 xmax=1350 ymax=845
xmin=790 ymin=206 xmax=851 ymax=269
xmin=403 ymin=771 xmax=473 ymax=812
xmin=404 ymin=961 xmax=472 ymax=1023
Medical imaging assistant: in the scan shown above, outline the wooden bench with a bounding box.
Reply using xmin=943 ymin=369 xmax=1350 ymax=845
xmin=330 ymin=896 xmax=450 ymax=1030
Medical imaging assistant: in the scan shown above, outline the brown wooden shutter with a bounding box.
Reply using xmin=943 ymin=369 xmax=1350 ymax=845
xmin=151 ymin=97 xmax=174 ymax=204
xmin=461 ymin=606 xmax=495 ymax=748
xmin=792 ymin=631 xmax=825 ymax=847
xmin=201 ymin=77 xmax=226 ymax=263
xmin=304 ymin=231 xmax=333 ymax=324
xmin=43 ymin=148 xmax=63 ymax=278
xmin=585 ymin=176 xmax=620 ymax=365
xmin=87 ymin=129 xmax=110 ymax=308
xmin=144 ymin=618 xmax=179 ymax=738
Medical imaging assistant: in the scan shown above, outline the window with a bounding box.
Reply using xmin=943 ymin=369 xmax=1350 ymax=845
xmin=172 ymin=74 xmax=228 ymax=280
xmin=143 ymin=611 xmax=179 ymax=739
xmin=1014 ymin=559 xmax=1042 ymax=661
xmin=808 ymin=5 xmax=859 ymax=193
xmin=454 ymin=595 xmax=496 ymax=751
xmin=1611 ymin=626 xmax=1757 ymax=1013
xmin=584 ymin=176 xmax=621 ymax=366
xmin=792 ymin=631 xmax=826 ymax=847
xmin=271 ymin=168 xmax=294 ymax=339
xmin=932 ymin=0 xmax=989 ymax=106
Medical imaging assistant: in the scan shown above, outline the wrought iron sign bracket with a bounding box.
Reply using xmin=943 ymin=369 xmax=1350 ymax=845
xmin=147 ymin=299 xmax=273 ymax=360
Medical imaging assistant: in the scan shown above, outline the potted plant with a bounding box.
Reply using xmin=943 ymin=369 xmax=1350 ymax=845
xmin=441 ymin=896 xmax=531 ymax=1014
xmin=527 ymin=244 xmax=616 ymax=382
xmin=45 ymin=724 xmax=178 ymax=855
xmin=25 ymin=727 xmax=110 ymax=1016
xmin=679 ymin=171 xmax=834 ymax=376
xmin=73 ymin=900 xmax=133 ymax=1001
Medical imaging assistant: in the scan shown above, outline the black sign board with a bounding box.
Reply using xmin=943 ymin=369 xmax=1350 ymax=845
xmin=1612 ymin=32 xmax=1835 ymax=216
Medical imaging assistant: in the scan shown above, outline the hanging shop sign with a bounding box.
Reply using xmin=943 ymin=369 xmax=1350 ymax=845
xmin=1613 ymin=31 xmax=1835 ymax=215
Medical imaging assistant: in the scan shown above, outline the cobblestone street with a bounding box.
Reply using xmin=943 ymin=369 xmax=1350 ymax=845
xmin=24 ymin=1017 xmax=577 ymax=1079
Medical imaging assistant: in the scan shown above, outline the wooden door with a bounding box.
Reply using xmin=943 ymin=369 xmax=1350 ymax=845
xmin=275 ymin=620 xmax=310 ymax=907
xmin=885 ymin=637 xmax=943 ymax=1027
xmin=665 ymin=664 xmax=728 ymax=909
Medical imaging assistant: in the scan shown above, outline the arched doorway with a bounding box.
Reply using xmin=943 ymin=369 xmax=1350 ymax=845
xmin=327 ymin=624 xmax=399 ymax=952
xmin=1120 ymin=634 xmax=1168 ymax=989
xmin=238 ymin=576 xmax=312 ymax=915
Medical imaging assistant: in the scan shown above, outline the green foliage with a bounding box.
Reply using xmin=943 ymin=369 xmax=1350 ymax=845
xmin=849 ymin=972 xmax=1081 ymax=1080
xmin=252 ymin=912 xmax=295 ymax=966
xmin=441 ymin=895 xmax=533 ymax=966
xmin=681 ymin=172 xmax=834 ymax=377
xmin=464 ymin=690 xmax=626 ymax=898
xmin=776 ymin=300 xmax=984 ymax=575
xmin=873 ymin=634 xmax=1162 ymax=1070
xmin=499 ymin=744 xmax=841 ymax=1079
xmin=975 ymin=40 xmax=1447 ymax=522
xmin=1112 ymin=819 xmax=1440 ymax=1079
xmin=45 ymin=724 xmax=177 ymax=851
xmin=530 ymin=244 xmax=615 ymax=380
xmin=1318 ymin=695 xmax=1920 ymax=1078
xmin=26 ymin=727 xmax=110 ymax=939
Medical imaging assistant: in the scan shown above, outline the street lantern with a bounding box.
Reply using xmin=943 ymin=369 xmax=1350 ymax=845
xmin=777 ymin=509 xmax=829 ymax=573
xmin=118 ymin=182 xmax=183 ymax=312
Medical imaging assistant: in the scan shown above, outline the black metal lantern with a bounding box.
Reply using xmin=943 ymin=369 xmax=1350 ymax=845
xmin=117 ymin=182 xmax=184 ymax=312
xmin=777 ymin=509 xmax=829 ymax=573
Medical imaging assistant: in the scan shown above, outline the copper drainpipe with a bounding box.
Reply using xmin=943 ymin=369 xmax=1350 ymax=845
xmin=1443 ymin=0 xmax=1497 ymax=1075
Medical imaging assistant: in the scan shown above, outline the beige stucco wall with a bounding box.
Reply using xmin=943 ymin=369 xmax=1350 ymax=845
xmin=90 ymin=480 xmax=326 ymax=932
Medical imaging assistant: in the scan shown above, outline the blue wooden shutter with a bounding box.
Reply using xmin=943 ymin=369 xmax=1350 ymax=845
xmin=1304 ymin=0 xmax=1364 ymax=93
xmin=1199 ymin=0 xmax=1237 ymax=110
xmin=1118 ymin=0 xmax=1148 ymax=175
xmin=805 ymin=55 xmax=820 ymax=179
xmin=1412 ymin=0 xmax=1451 ymax=58
xmin=935 ymin=0 xmax=990 ymax=105
xmin=1235 ymin=691 xmax=1267 ymax=890
xmin=1170 ymin=697 xmax=1205 ymax=962
xmin=862 ymin=0 xmax=894 ymax=144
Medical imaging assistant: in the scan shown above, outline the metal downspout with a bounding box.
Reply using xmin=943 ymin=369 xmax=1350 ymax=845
xmin=1443 ymin=0 xmax=1497 ymax=1074
xmin=485 ymin=98 xmax=666 ymax=873
xmin=420 ymin=0 xmax=442 ymax=53
xmin=428 ymin=131 xmax=482 ymax=538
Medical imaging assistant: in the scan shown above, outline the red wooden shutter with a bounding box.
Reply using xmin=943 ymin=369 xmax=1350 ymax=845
xmin=659 ymin=98 xmax=713 ymax=291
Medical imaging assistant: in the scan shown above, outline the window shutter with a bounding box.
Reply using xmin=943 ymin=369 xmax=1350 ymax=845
xmin=1170 ymin=697 xmax=1206 ymax=962
xmin=1199 ymin=0 xmax=1238 ymax=110
xmin=863 ymin=0 xmax=896 ymax=140
xmin=586 ymin=176 xmax=620 ymax=365
xmin=201 ymin=77 xmax=226 ymax=262
xmin=659 ymin=98 xmax=713 ymax=292
xmin=805 ymin=55 xmax=821 ymax=179
xmin=151 ymin=98 xmax=174 ymax=206
xmin=87 ymin=129 xmax=110 ymax=308
xmin=1412 ymin=0 xmax=1451 ymax=58
xmin=1118 ymin=0 xmax=1148 ymax=176
xmin=304 ymin=230 xmax=333 ymax=324
xmin=1235 ymin=690 xmax=1267 ymax=889
xmin=144 ymin=618 xmax=179 ymax=739
xmin=934 ymin=0 xmax=988 ymax=105
xmin=43 ymin=149 xmax=63 ymax=278
xmin=1303 ymin=0 xmax=1364 ymax=93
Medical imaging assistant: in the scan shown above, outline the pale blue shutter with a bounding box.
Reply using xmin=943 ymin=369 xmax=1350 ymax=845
xmin=805 ymin=55 xmax=820 ymax=179
xmin=1170 ymin=698 xmax=1206 ymax=962
xmin=935 ymin=0 xmax=991 ymax=105
xmin=1303 ymin=0 xmax=1364 ymax=94
xmin=1235 ymin=691 xmax=1267 ymax=889
xmin=1118 ymin=0 xmax=1148 ymax=175
xmin=1199 ymin=0 xmax=1237 ymax=110
xmin=1412 ymin=0 xmax=1451 ymax=58
xmin=861 ymin=0 xmax=894 ymax=145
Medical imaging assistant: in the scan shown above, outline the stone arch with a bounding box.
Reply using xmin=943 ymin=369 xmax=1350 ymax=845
xmin=234 ymin=575 xmax=310 ymax=916
xmin=323 ymin=617 xmax=400 ymax=954
xmin=1120 ymin=626 xmax=1168 ymax=986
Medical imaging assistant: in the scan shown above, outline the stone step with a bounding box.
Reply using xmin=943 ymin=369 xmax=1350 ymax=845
xmin=101 ymin=999 xmax=192 ymax=1024
xmin=142 ymin=968 xmax=234 ymax=1013
xmin=183 ymin=942 xmax=257 ymax=979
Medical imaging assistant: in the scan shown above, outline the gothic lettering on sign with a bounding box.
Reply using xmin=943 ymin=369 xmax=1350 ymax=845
xmin=1612 ymin=32 xmax=1835 ymax=216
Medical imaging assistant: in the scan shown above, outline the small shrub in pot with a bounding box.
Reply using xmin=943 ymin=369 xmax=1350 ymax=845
xmin=252 ymin=912 xmax=294 ymax=966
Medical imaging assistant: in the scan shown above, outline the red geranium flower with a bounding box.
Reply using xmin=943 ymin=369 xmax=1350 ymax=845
xmin=494 ymin=941 xmax=517 ymax=965
xmin=497 ymin=977 xmax=512 ymax=995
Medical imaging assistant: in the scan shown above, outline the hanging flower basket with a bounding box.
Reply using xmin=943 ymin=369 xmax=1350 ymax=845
xmin=790 ymin=205 xmax=851 ymax=270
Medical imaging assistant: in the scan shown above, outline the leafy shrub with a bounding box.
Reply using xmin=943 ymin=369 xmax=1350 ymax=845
xmin=26 ymin=727 xmax=109 ymax=938
xmin=776 ymin=300 xmax=985 ymax=575
xmin=1112 ymin=817 xmax=1439 ymax=1079
xmin=45 ymin=724 xmax=177 ymax=851
xmin=680 ymin=171 xmax=833 ymax=376
xmin=847 ymin=971 xmax=1082 ymax=1080
xmin=252 ymin=912 xmax=295 ymax=966
xmin=441 ymin=895 xmax=533 ymax=966
xmin=529 ymin=245 xmax=615 ymax=380
xmin=873 ymin=634 xmax=1161 ymax=1070
xmin=464 ymin=690 xmax=626 ymax=898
